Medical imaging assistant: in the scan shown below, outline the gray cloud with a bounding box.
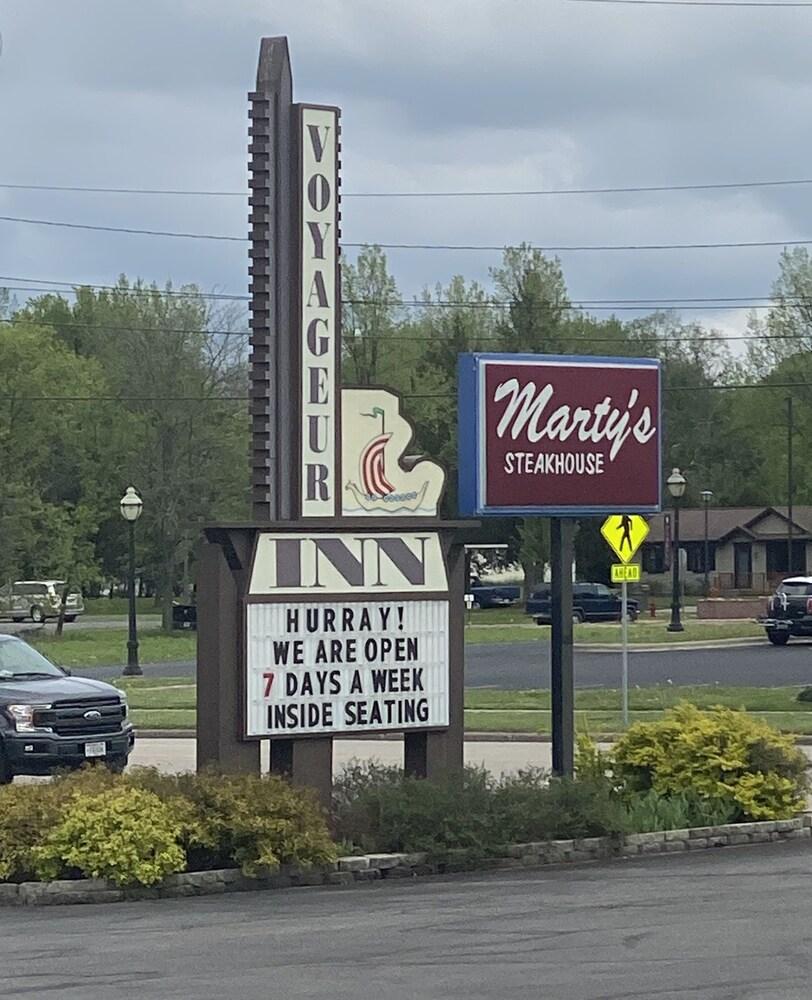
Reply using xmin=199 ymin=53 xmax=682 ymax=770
xmin=2 ymin=0 xmax=811 ymax=338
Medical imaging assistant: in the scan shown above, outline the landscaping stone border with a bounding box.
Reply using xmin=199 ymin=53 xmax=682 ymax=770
xmin=1 ymin=816 xmax=809 ymax=906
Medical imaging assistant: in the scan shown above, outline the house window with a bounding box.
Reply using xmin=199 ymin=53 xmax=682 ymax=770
xmin=642 ymin=543 xmax=664 ymax=574
xmin=685 ymin=542 xmax=716 ymax=574
xmin=766 ymin=539 xmax=806 ymax=574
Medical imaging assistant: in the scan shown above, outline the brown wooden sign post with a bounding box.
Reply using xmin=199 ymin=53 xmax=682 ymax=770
xmin=196 ymin=37 xmax=468 ymax=807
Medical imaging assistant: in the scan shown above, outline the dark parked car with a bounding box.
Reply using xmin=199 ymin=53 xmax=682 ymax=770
xmin=526 ymin=582 xmax=639 ymax=624
xmin=760 ymin=576 xmax=812 ymax=645
xmin=171 ymin=601 xmax=197 ymax=630
xmin=468 ymin=579 xmax=521 ymax=610
xmin=0 ymin=635 xmax=134 ymax=783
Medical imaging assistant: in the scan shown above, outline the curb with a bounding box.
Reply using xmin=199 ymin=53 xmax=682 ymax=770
xmin=136 ymin=730 xmax=812 ymax=746
xmin=2 ymin=816 xmax=808 ymax=907
xmin=576 ymin=637 xmax=765 ymax=653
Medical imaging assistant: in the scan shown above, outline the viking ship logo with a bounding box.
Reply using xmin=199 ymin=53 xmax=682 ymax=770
xmin=343 ymin=395 xmax=438 ymax=515
xmin=360 ymin=407 xmax=395 ymax=499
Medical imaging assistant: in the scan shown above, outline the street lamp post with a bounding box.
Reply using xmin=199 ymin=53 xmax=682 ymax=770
xmin=667 ymin=468 xmax=687 ymax=633
xmin=120 ymin=487 xmax=144 ymax=676
xmin=701 ymin=489 xmax=714 ymax=596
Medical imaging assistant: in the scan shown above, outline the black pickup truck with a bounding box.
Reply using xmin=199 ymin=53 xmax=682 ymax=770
xmin=761 ymin=576 xmax=812 ymax=645
xmin=468 ymin=580 xmax=521 ymax=610
xmin=0 ymin=634 xmax=134 ymax=783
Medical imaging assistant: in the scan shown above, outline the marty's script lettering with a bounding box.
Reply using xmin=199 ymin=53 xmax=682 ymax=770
xmin=495 ymin=378 xmax=657 ymax=476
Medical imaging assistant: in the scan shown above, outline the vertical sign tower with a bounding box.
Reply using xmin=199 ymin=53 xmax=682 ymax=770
xmin=197 ymin=37 xmax=467 ymax=804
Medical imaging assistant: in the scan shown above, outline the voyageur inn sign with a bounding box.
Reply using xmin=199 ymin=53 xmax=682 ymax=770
xmin=195 ymin=37 xmax=469 ymax=804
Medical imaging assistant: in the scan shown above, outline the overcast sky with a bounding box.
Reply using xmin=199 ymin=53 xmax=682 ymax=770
xmin=2 ymin=0 xmax=812 ymax=338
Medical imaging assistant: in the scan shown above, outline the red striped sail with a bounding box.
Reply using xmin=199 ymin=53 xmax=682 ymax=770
xmin=361 ymin=433 xmax=395 ymax=498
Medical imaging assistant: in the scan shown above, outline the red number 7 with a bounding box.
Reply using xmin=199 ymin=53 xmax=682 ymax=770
xmin=263 ymin=672 xmax=275 ymax=697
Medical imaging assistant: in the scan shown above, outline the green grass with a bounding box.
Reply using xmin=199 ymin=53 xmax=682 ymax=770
xmin=83 ymin=597 xmax=161 ymax=617
xmin=463 ymin=709 xmax=812 ymax=735
xmin=122 ymin=679 xmax=812 ymax=734
xmin=465 ymin=685 xmax=812 ymax=713
xmin=29 ymin=629 xmax=196 ymax=667
xmin=464 ymin=619 xmax=764 ymax=645
xmin=130 ymin=709 xmax=196 ymax=729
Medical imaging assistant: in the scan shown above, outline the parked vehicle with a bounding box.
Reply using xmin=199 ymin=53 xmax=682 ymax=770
xmin=0 ymin=634 xmax=134 ymax=782
xmin=468 ymin=579 xmax=521 ymax=609
xmin=760 ymin=576 xmax=812 ymax=645
xmin=171 ymin=601 xmax=197 ymax=630
xmin=0 ymin=580 xmax=85 ymax=624
xmin=527 ymin=582 xmax=639 ymax=624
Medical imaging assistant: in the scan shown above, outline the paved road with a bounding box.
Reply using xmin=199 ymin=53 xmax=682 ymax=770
xmin=3 ymin=841 xmax=812 ymax=999
xmin=0 ymin=615 xmax=161 ymax=635
xmin=83 ymin=638 xmax=812 ymax=689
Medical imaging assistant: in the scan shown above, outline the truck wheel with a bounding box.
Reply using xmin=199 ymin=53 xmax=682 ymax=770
xmin=106 ymin=755 xmax=128 ymax=774
xmin=470 ymin=601 xmax=481 ymax=610
xmin=573 ymin=609 xmax=585 ymax=624
xmin=30 ymin=606 xmax=44 ymax=623
xmin=64 ymin=615 xmax=77 ymax=623
xmin=767 ymin=630 xmax=790 ymax=646
xmin=0 ymin=748 xmax=12 ymax=785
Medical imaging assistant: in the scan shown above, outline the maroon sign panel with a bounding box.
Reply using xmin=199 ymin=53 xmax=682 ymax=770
xmin=458 ymin=354 xmax=662 ymax=516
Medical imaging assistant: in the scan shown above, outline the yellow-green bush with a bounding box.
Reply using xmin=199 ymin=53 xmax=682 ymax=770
xmin=0 ymin=766 xmax=336 ymax=886
xmin=33 ymin=786 xmax=186 ymax=886
xmin=612 ymin=703 xmax=808 ymax=821
xmin=0 ymin=784 xmax=61 ymax=881
xmin=166 ymin=770 xmax=337 ymax=876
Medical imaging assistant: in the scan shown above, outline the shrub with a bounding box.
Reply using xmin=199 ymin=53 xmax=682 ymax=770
xmin=623 ymin=789 xmax=736 ymax=833
xmin=0 ymin=784 xmax=61 ymax=881
xmin=612 ymin=703 xmax=808 ymax=821
xmin=33 ymin=786 xmax=186 ymax=886
xmin=156 ymin=770 xmax=336 ymax=876
xmin=492 ymin=770 xmax=629 ymax=842
xmin=796 ymin=687 xmax=812 ymax=704
xmin=333 ymin=762 xmax=629 ymax=855
xmin=333 ymin=762 xmax=496 ymax=855
xmin=0 ymin=766 xmax=337 ymax=886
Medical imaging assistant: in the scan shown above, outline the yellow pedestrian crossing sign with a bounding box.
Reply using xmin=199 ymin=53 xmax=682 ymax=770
xmin=601 ymin=514 xmax=649 ymax=563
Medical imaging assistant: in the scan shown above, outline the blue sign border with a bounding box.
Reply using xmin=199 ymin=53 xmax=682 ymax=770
xmin=457 ymin=352 xmax=663 ymax=517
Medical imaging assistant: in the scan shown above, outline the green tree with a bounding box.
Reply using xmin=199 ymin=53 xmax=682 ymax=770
xmin=342 ymin=246 xmax=408 ymax=387
xmin=20 ymin=279 xmax=249 ymax=628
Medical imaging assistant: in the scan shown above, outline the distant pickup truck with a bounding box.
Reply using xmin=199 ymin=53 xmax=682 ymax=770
xmin=760 ymin=576 xmax=812 ymax=645
xmin=468 ymin=581 xmax=521 ymax=610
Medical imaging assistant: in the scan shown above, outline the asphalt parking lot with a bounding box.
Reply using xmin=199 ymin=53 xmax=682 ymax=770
xmin=3 ymin=840 xmax=812 ymax=999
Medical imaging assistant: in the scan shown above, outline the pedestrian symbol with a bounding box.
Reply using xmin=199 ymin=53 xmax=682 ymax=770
xmin=601 ymin=514 xmax=649 ymax=563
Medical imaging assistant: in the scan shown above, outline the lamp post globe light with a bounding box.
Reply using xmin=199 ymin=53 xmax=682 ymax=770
xmin=701 ymin=489 xmax=714 ymax=596
xmin=120 ymin=487 xmax=144 ymax=676
xmin=666 ymin=468 xmax=687 ymax=633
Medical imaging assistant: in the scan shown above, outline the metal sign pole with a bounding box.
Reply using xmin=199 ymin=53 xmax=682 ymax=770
xmin=621 ymin=579 xmax=629 ymax=727
xmin=551 ymin=517 xmax=575 ymax=778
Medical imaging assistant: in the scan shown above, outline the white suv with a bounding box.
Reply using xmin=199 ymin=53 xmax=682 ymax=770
xmin=0 ymin=581 xmax=85 ymax=623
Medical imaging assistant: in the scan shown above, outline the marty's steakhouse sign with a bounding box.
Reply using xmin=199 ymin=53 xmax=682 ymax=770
xmin=458 ymin=354 xmax=661 ymax=516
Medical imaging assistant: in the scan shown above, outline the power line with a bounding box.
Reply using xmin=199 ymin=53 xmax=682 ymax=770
xmin=3 ymin=380 xmax=810 ymax=404
xmin=4 ymin=213 xmax=812 ymax=253
xmin=353 ymin=238 xmax=812 ymax=253
xmin=6 ymin=176 xmax=812 ymax=198
xmin=566 ymin=0 xmax=812 ymax=6
xmin=7 ymin=312 xmax=812 ymax=347
xmin=0 ymin=214 xmax=245 ymax=242
xmin=3 ymin=284 xmax=808 ymax=313
xmin=0 ymin=317 xmax=250 ymax=338
xmin=1 ymin=286 xmax=800 ymax=313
